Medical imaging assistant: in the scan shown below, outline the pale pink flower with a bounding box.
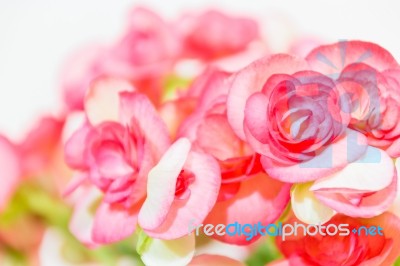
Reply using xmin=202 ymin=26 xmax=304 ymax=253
xmin=178 ymin=10 xmax=259 ymax=60
xmin=226 ymin=54 xmax=365 ymax=183
xmin=61 ymin=7 xmax=180 ymax=110
xmin=307 ymin=40 xmax=400 ymax=157
xmin=65 ymin=80 xmax=170 ymax=244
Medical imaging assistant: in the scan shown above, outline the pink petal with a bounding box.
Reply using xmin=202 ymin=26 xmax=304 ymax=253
xmin=143 ymin=151 xmax=221 ymax=239
xmin=139 ymin=138 xmax=191 ymax=230
xmin=92 ymin=201 xmax=139 ymax=244
xmin=306 ymin=41 xmax=398 ymax=77
xmin=314 ymin=174 xmax=397 ymax=218
xmin=64 ymin=123 xmax=91 ymax=170
xmin=261 ymin=129 xmax=368 ymax=182
xmin=180 ymin=10 xmax=259 ymax=60
xmin=385 ymin=137 xmax=400 ymax=157
xmin=69 ymin=186 xmax=102 ymax=247
xmin=61 ymin=43 xmax=107 ymax=110
xmin=0 ymin=136 xmax=21 ymax=211
xmin=119 ymin=92 xmax=170 ymax=159
xmin=361 ymin=212 xmax=400 ymax=266
xmin=189 ymin=254 xmax=245 ymax=266
xmin=62 ymin=172 xmax=88 ymax=197
xmin=19 ymin=116 xmax=64 ymax=176
xmin=196 ymin=114 xmax=242 ymax=160
xmin=159 ymin=98 xmax=197 ymax=139
xmin=188 ymin=67 xmax=231 ymax=110
xmin=244 ymin=92 xmax=269 ymax=143
xmin=84 ymin=77 xmax=135 ymax=125
xmin=94 ymin=142 xmax=134 ymax=179
xmin=205 ymin=173 xmax=291 ymax=244
xmin=266 ymin=260 xmax=291 ymax=266
xmin=227 ymin=54 xmax=309 ymax=140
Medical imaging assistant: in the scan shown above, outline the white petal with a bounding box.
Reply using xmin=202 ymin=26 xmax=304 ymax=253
xmin=291 ymin=183 xmax=335 ymax=224
xmin=140 ymin=234 xmax=195 ymax=266
xmin=138 ymin=138 xmax=191 ymax=230
xmin=39 ymin=229 xmax=73 ymax=266
xmin=69 ymin=186 xmax=102 ymax=247
xmin=61 ymin=111 xmax=86 ymax=145
xmin=85 ymin=78 xmax=134 ymax=125
xmin=311 ymin=146 xmax=394 ymax=192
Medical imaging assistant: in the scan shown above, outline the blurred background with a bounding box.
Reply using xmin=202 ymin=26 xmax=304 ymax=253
xmin=1 ymin=0 xmax=400 ymax=265
xmin=1 ymin=0 xmax=400 ymax=141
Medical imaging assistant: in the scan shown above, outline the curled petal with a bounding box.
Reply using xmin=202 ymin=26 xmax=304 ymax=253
xmin=143 ymin=151 xmax=221 ymax=239
xmin=205 ymin=173 xmax=290 ymax=244
xmin=69 ymin=186 xmax=102 ymax=247
xmin=314 ymin=176 xmax=397 ymax=218
xmin=92 ymin=201 xmax=139 ymax=244
xmin=312 ymin=147 xmax=396 ymax=218
xmin=139 ymin=138 xmax=191 ymax=230
xmin=227 ymin=54 xmax=309 ymax=140
xmin=119 ymin=92 xmax=170 ymax=158
xmin=261 ymin=129 xmax=368 ymax=182
xmin=311 ymin=147 xmax=394 ymax=192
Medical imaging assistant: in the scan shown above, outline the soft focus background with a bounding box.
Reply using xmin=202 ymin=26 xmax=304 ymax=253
xmin=1 ymin=1 xmax=400 ymax=265
xmin=1 ymin=0 xmax=400 ymax=141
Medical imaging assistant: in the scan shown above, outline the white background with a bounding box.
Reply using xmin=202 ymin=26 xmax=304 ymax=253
xmin=1 ymin=0 xmax=400 ymax=141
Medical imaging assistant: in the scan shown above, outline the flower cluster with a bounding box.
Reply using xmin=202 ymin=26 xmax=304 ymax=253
xmin=1 ymin=6 xmax=400 ymax=266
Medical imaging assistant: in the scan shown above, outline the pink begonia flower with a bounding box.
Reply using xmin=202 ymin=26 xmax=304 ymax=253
xmin=102 ymin=7 xmax=180 ymax=79
xmin=227 ymin=54 xmax=367 ymax=183
xmin=177 ymin=10 xmax=259 ymax=60
xmin=61 ymin=43 xmax=108 ymax=110
xmin=61 ymin=7 xmax=180 ymax=110
xmin=138 ymin=138 xmax=221 ymax=239
xmin=271 ymin=213 xmax=400 ymax=266
xmin=176 ymin=68 xmax=290 ymax=244
xmin=306 ymin=40 xmax=400 ymax=157
xmin=19 ymin=116 xmax=64 ymax=176
xmin=64 ymin=79 xmax=170 ymax=244
xmin=0 ymin=135 xmax=21 ymax=211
